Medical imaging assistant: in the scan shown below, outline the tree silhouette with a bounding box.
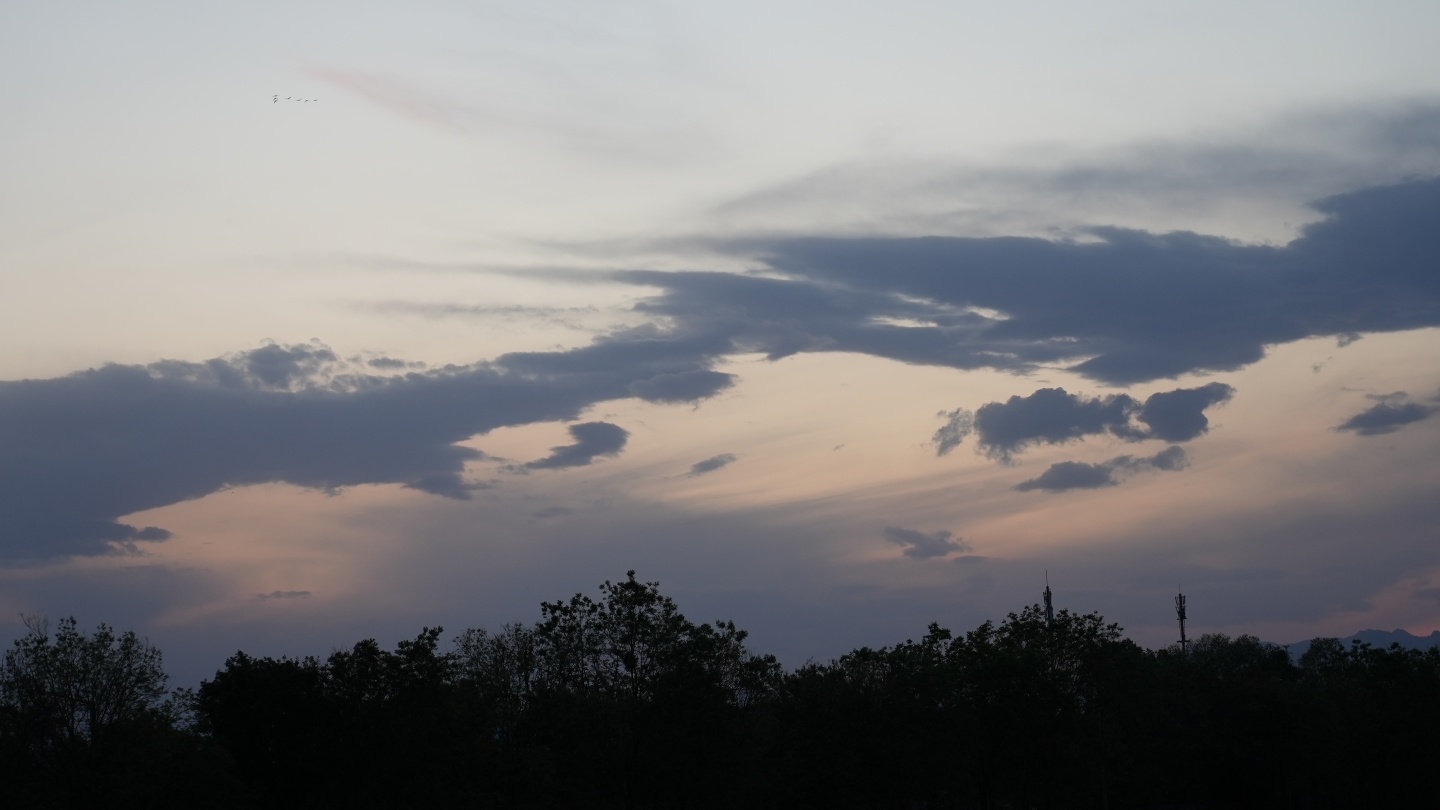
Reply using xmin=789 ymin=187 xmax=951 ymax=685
xmin=1 ymin=614 xmax=232 ymax=806
xmin=59 ymin=573 xmax=1435 ymax=808
xmin=523 ymin=570 xmax=781 ymax=808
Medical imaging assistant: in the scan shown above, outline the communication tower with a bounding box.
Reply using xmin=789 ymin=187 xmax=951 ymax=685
xmin=1175 ymin=588 xmax=1190 ymax=653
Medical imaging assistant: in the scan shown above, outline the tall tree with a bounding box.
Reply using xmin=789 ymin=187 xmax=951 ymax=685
xmin=0 ymin=614 xmax=226 ymax=806
xmin=524 ymin=571 xmax=780 ymax=808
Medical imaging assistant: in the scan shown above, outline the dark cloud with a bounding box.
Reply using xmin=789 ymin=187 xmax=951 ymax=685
xmin=688 ymin=453 xmax=738 ymax=476
xmin=0 ymin=339 xmax=726 ymax=561
xmin=614 ymin=268 xmax=1043 ymax=373
xmin=1335 ymin=392 xmax=1438 ymax=435
xmin=519 ymin=422 xmax=629 ymax=471
xmin=954 ymin=384 xmax=1232 ymax=461
xmin=973 ymin=388 xmax=1140 ymax=461
xmin=1015 ymin=446 xmax=1189 ymax=493
xmin=504 ymin=180 xmax=1437 ymax=430
xmin=257 ymin=590 xmax=312 ymax=601
xmin=532 ymin=506 xmax=574 ymax=519
xmin=882 ymin=526 xmax=970 ymax=559
xmin=700 ymin=177 xmax=1440 ymax=385
xmin=1136 ymin=383 xmax=1235 ymax=441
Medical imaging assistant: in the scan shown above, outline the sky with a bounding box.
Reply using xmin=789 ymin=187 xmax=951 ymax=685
xmin=4 ymin=1 xmax=1440 ymax=687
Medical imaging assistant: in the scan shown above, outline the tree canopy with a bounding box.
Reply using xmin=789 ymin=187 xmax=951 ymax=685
xmin=5 ymin=576 xmax=1439 ymax=808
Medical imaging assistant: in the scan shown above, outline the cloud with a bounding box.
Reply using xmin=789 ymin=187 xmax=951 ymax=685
xmin=706 ymin=100 xmax=1440 ymax=243
xmin=713 ymin=177 xmax=1440 ymax=385
xmin=145 ymin=339 xmax=344 ymax=393
xmin=615 ymin=268 xmax=1030 ymax=372
xmin=519 ymin=422 xmax=629 ymax=471
xmin=1335 ymin=392 xmax=1438 ymax=435
xmin=364 ymin=356 xmax=427 ymax=370
xmin=974 ymin=388 xmax=1141 ymax=461
xmin=532 ymin=506 xmax=574 ymax=519
xmin=257 ymin=590 xmax=312 ymax=601
xmin=688 ymin=453 xmax=738 ymax=476
xmin=5 ymin=174 xmax=1435 ymax=563
xmin=958 ymin=384 xmax=1231 ymax=461
xmin=932 ymin=408 xmax=974 ymax=456
xmin=882 ymin=526 xmax=970 ymax=559
xmin=1144 ymin=445 xmax=1191 ymax=472
xmin=627 ymin=369 xmax=736 ymax=404
xmin=238 ymin=342 xmax=342 ymax=390
xmin=306 ymin=54 xmax=712 ymax=162
xmin=502 ymin=178 xmax=1428 ymax=438
xmin=1015 ymin=461 xmax=1119 ymax=492
xmin=1015 ymin=446 xmax=1189 ymax=493
xmin=1135 ymin=383 xmax=1235 ymax=442
xmin=363 ymin=301 xmax=605 ymax=332
xmin=0 ymin=338 xmax=729 ymax=561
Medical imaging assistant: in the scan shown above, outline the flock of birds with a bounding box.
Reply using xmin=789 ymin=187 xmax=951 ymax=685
xmin=273 ymin=95 xmax=317 ymax=103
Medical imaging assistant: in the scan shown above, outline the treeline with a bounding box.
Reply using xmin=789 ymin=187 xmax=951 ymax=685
xmin=3 ymin=573 xmax=1439 ymax=809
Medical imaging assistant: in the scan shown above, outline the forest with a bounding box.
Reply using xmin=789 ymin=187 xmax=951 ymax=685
xmin=2 ymin=571 xmax=1437 ymax=809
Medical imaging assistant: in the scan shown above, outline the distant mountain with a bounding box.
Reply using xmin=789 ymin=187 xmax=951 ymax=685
xmin=1285 ymin=628 xmax=1440 ymax=659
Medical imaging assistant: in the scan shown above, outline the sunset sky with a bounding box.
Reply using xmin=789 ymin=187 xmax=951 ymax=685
xmin=4 ymin=1 xmax=1440 ymax=686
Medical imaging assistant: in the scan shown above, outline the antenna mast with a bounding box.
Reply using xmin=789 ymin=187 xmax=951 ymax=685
xmin=1175 ymin=586 xmax=1190 ymax=654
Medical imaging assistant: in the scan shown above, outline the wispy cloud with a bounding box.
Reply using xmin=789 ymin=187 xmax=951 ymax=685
xmin=306 ymin=65 xmax=465 ymax=132
xmin=257 ymin=590 xmax=312 ymax=601
xmin=687 ymin=453 xmax=737 ymax=477
xmin=706 ymin=100 xmax=1440 ymax=242
xmin=304 ymin=60 xmax=714 ymax=161
xmin=361 ymin=301 xmax=605 ymax=331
